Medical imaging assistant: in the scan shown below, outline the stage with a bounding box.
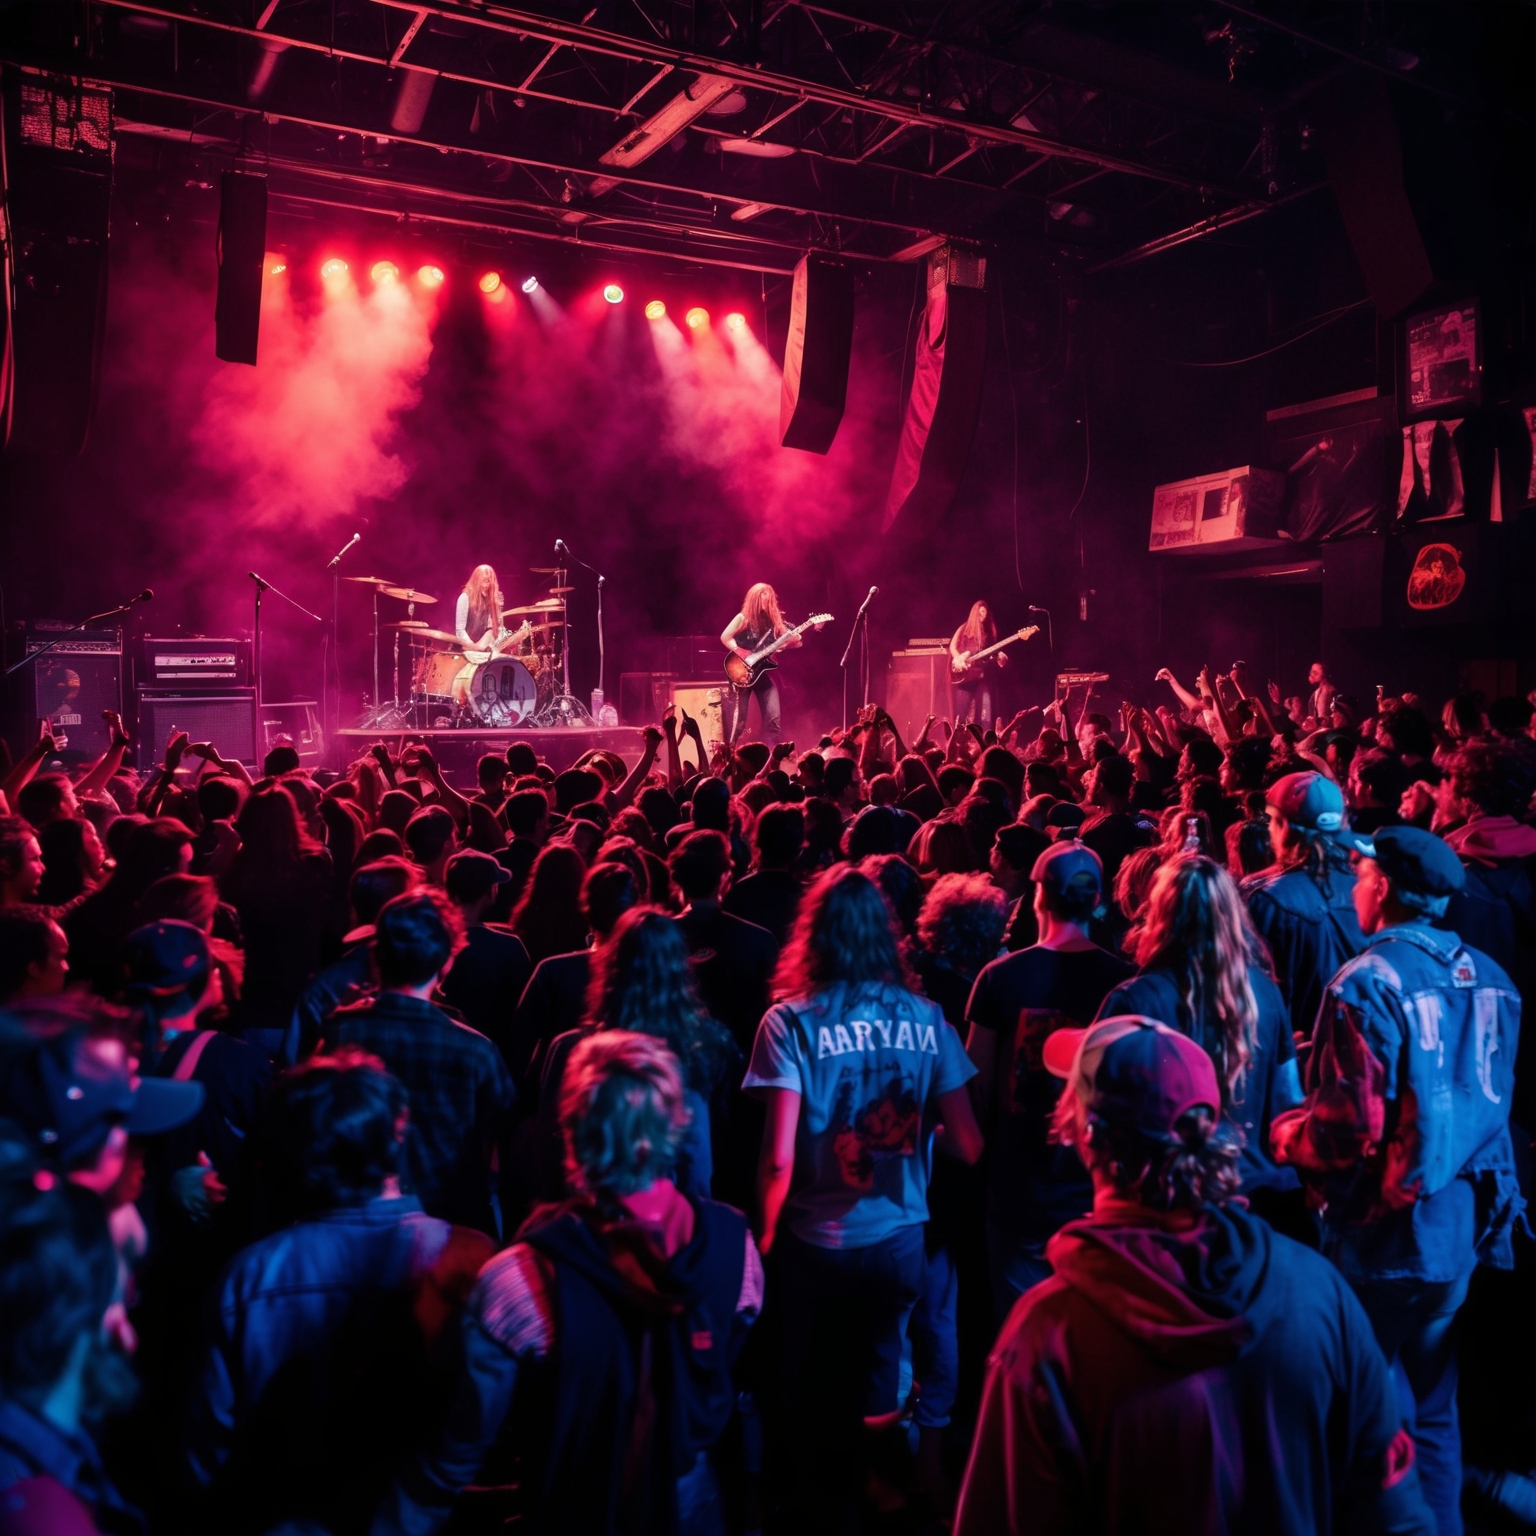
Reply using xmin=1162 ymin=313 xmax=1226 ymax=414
xmin=331 ymin=723 xmax=648 ymax=778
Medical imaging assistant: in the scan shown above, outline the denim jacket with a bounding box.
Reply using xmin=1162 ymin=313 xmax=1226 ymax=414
xmin=1274 ymin=922 xmax=1523 ymax=1282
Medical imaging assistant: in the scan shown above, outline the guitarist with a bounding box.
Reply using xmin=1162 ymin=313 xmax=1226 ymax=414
xmin=720 ymin=582 xmax=798 ymax=745
xmin=949 ymin=600 xmax=1008 ymax=725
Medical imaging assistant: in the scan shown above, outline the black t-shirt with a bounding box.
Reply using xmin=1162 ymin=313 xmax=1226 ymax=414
xmin=966 ymin=942 xmax=1135 ymax=1240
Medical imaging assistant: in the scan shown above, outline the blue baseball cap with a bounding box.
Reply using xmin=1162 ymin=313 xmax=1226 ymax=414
xmin=1355 ymin=825 xmax=1466 ymax=897
xmin=1267 ymin=770 xmax=1370 ymax=850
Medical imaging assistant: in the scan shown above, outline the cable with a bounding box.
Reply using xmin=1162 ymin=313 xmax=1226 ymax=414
xmin=1156 ymin=299 xmax=1372 ymax=368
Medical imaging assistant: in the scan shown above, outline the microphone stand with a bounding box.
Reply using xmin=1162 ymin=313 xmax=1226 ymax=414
xmin=540 ymin=541 xmax=597 ymax=727
xmin=4 ymin=594 xmax=146 ymax=679
xmin=250 ymin=572 xmax=323 ymax=754
xmin=325 ymin=535 xmax=359 ymax=755
xmin=839 ymin=590 xmax=876 ymax=730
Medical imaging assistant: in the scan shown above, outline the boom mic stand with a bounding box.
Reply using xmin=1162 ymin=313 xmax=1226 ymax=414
xmin=3 ymin=589 xmax=153 ymax=680
xmin=534 ymin=539 xmax=594 ymax=727
xmin=249 ymin=572 xmax=323 ymax=754
xmin=839 ymin=586 xmax=877 ymax=730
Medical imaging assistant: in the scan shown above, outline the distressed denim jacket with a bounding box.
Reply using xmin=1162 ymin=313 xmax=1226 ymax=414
xmin=1273 ymin=922 xmax=1524 ymax=1281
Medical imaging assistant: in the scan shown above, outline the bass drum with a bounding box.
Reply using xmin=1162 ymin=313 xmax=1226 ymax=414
xmin=464 ymin=655 xmax=538 ymax=726
xmin=415 ymin=649 xmax=467 ymax=702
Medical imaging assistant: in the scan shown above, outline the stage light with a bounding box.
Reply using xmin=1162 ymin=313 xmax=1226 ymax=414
xmin=417 ymin=265 xmax=445 ymax=289
xmin=521 ymin=276 xmax=539 ymax=294
xmin=269 ymin=261 xmax=287 ymax=276
xmin=320 ymin=258 xmax=348 ymax=281
xmin=603 ymin=283 xmax=624 ymax=304
xmin=478 ymin=271 xmax=502 ymax=295
xmin=644 ymin=300 xmax=666 ymax=320
xmin=725 ymin=311 xmax=746 ymax=331
xmin=371 ymin=261 xmax=399 ymax=285
xmin=685 ymin=307 xmax=709 ymax=329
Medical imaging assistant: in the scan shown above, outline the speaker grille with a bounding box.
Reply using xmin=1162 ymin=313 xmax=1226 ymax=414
xmin=138 ymin=692 xmax=258 ymax=765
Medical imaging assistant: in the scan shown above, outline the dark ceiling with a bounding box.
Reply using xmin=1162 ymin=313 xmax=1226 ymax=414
xmin=1 ymin=1 xmax=1516 ymax=276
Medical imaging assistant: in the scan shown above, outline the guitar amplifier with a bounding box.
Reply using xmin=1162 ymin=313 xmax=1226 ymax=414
xmin=885 ymin=650 xmax=950 ymax=741
xmin=143 ymin=637 xmax=251 ymax=689
xmin=137 ymin=690 xmax=259 ymax=766
xmin=12 ymin=625 xmax=123 ymax=758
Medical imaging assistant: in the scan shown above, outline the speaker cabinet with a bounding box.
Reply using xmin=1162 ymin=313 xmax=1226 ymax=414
xmin=884 ymin=652 xmax=949 ymax=743
xmin=18 ymin=632 xmax=122 ymax=758
xmin=780 ymin=256 xmax=855 ymax=454
xmin=138 ymin=691 xmax=259 ymax=766
xmin=215 ymin=172 xmax=267 ymax=365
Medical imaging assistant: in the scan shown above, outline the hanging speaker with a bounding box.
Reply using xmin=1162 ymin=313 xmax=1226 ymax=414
xmin=3 ymin=74 xmax=113 ymax=456
xmin=1318 ymin=81 xmax=1434 ymax=319
xmin=780 ymin=255 xmax=855 ymax=454
xmin=215 ymin=172 xmax=268 ymax=366
xmin=883 ymin=245 xmax=988 ymax=536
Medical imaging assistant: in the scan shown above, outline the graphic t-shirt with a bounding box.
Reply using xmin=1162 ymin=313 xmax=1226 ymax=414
xmin=965 ymin=943 xmax=1134 ymax=1240
xmin=743 ymin=982 xmax=976 ymax=1250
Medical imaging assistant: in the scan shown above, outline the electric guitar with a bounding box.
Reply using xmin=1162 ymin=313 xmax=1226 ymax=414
xmin=724 ymin=613 xmax=834 ymax=690
xmin=463 ymin=620 xmax=535 ymax=666
xmin=951 ymin=625 xmax=1039 ymax=684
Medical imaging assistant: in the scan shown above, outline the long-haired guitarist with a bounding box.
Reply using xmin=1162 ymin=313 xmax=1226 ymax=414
xmin=455 ymin=564 xmax=507 ymax=653
xmin=950 ymin=599 xmax=1008 ymax=725
xmin=720 ymin=582 xmax=795 ymax=745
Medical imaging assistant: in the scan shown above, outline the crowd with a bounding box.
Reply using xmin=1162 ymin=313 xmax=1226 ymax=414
xmin=0 ymin=659 xmax=1531 ymax=1536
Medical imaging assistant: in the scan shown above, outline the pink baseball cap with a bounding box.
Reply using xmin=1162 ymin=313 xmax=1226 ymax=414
xmin=1042 ymin=1015 xmax=1222 ymax=1140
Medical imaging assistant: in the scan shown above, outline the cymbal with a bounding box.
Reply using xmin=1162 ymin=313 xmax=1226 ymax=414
xmin=545 ymin=586 xmax=575 ymax=596
xmin=379 ymin=586 xmax=437 ymax=604
xmin=388 ymin=620 xmax=431 ymax=629
xmin=528 ymin=566 xmax=561 ymax=574
xmin=342 ymin=575 xmax=396 ymax=587
xmin=410 ymin=628 xmax=461 ymax=645
xmin=501 ymin=599 xmax=564 ymax=616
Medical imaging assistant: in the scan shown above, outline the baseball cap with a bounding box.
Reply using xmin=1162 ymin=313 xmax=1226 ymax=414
xmin=1042 ymin=1015 xmax=1222 ymax=1141
xmin=1267 ymin=771 xmax=1369 ymax=849
xmin=122 ymin=920 xmax=211 ymax=1000
xmin=1355 ymin=824 xmax=1466 ymax=897
xmin=1030 ymin=839 xmax=1103 ymax=899
xmin=444 ymin=849 xmax=513 ymax=903
xmin=0 ymin=1026 xmax=202 ymax=1171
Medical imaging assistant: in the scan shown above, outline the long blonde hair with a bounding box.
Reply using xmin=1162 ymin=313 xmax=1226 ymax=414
xmin=742 ymin=582 xmax=786 ymax=638
xmin=958 ymin=600 xmax=995 ymax=653
xmin=462 ymin=564 xmax=504 ymax=637
xmin=1132 ymin=855 xmax=1258 ymax=1098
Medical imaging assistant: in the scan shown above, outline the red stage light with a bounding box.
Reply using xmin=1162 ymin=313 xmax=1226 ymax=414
xmin=417 ymin=265 xmax=446 ymax=289
xmin=478 ymin=271 xmax=503 ymax=294
xmin=320 ymin=258 xmax=348 ymax=281
xmin=644 ymin=300 xmax=666 ymax=320
xmin=685 ymin=307 xmax=709 ymax=329
xmin=371 ymin=261 xmax=400 ymax=285
xmin=603 ymin=284 xmax=624 ymax=304
xmin=725 ymin=311 xmax=746 ymax=331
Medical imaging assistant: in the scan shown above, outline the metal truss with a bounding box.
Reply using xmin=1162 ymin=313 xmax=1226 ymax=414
xmin=0 ymin=0 xmax=1338 ymax=271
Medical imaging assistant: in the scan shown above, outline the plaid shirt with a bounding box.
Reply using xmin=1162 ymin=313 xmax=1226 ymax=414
xmin=320 ymin=992 xmax=515 ymax=1230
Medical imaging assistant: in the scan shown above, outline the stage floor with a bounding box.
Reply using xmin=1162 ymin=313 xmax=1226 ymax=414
xmin=333 ymin=723 xmax=647 ymax=777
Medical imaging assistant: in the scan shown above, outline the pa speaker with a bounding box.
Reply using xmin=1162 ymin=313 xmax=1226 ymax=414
xmin=3 ymin=75 xmax=112 ymax=456
xmin=215 ymin=172 xmax=268 ymax=366
xmin=19 ymin=636 xmax=122 ymax=759
xmin=884 ymin=245 xmax=988 ymax=537
xmin=780 ymin=256 xmax=854 ymax=454
xmin=1319 ymin=82 xmax=1434 ymax=319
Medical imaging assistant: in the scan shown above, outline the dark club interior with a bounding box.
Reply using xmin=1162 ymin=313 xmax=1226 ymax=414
xmin=0 ymin=4 xmax=1534 ymax=1534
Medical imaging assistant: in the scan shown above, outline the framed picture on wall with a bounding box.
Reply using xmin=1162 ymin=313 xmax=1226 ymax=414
xmin=1400 ymin=299 xmax=1481 ymax=422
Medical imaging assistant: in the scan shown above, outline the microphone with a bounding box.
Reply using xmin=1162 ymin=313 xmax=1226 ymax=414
xmin=1028 ymin=604 xmax=1048 ymax=613
xmin=555 ymin=539 xmax=569 ymax=556
xmin=856 ymin=585 xmax=878 ymax=617
xmin=327 ymin=533 xmax=361 ymax=569
xmin=132 ymin=588 xmax=154 ymax=605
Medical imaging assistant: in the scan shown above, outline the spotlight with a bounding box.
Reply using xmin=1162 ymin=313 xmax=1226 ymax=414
xmin=478 ymin=271 xmax=502 ymax=295
xmin=417 ymin=265 xmax=445 ymax=289
xmin=725 ymin=311 xmax=746 ymax=331
xmin=685 ymin=307 xmax=709 ymax=329
xmin=521 ymin=276 xmax=539 ymax=294
xmin=320 ymin=258 xmax=348 ymax=281
xmin=644 ymin=300 xmax=666 ymax=320
xmin=603 ymin=283 xmax=624 ymax=304
xmin=269 ymin=261 xmax=287 ymax=276
xmin=371 ymin=260 xmax=399 ymax=284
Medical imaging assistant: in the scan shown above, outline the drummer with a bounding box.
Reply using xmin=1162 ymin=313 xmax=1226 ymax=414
xmin=455 ymin=564 xmax=510 ymax=655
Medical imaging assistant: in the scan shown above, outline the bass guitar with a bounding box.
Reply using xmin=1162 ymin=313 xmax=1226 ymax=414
xmin=951 ymin=625 xmax=1039 ymax=684
xmin=724 ymin=612 xmax=833 ymax=690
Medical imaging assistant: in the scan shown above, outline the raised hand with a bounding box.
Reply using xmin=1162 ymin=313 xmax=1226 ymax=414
xmin=103 ymin=710 xmax=130 ymax=749
xmin=164 ymin=730 xmax=190 ymax=769
xmin=642 ymin=724 xmax=663 ymax=752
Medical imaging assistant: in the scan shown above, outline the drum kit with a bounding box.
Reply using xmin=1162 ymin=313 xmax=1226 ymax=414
xmin=347 ymin=566 xmax=577 ymax=729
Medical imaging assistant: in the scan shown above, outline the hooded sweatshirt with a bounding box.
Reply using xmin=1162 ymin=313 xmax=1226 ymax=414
xmin=955 ymin=1198 xmax=1432 ymax=1536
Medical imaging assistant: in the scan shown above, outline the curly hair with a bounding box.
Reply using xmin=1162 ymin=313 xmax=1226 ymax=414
xmin=775 ymin=865 xmax=908 ymax=998
xmin=1132 ymin=856 xmax=1259 ymax=1099
xmin=1450 ymin=740 xmax=1536 ymax=820
xmin=584 ymin=907 xmax=730 ymax=1092
xmin=916 ymin=873 xmax=1007 ymax=982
